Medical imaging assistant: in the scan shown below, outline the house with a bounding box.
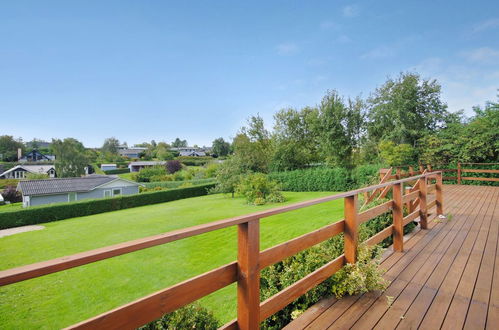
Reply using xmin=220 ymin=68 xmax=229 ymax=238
xmin=0 ymin=165 xmax=56 ymax=179
xmin=171 ymin=147 xmax=207 ymax=157
xmin=17 ymin=175 xmax=141 ymax=207
xmin=19 ymin=149 xmax=55 ymax=162
xmin=128 ymin=161 xmax=166 ymax=172
xmin=101 ymin=164 xmax=117 ymax=171
xmin=118 ymin=147 xmax=146 ymax=158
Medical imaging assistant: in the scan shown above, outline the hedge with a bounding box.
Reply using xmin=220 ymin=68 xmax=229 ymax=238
xmin=0 ymin=183 xmax=216 ymax=229
xmin=143 ymin=178 xmax=217 ymax=189
xmin=269 ymin=165 xmax=382 ymax=192
xmin=103 ymin=168 xmax=131 ymax=175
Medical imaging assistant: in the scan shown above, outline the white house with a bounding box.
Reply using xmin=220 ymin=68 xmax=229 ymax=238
xmin=0 ymin=165 xmax=56 ymax=179
xmin=101 ymin=164 xmax=117 ymax=171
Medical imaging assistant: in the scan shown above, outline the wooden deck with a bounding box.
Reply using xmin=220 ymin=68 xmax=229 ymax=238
xmin=286 ymin=184 xmax=499 ymax=330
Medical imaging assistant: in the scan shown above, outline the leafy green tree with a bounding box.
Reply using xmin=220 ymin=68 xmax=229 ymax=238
xmin=52 ymin=138 xmax=88 ymax=177
xmin=211 ymin=157 xmax=247 ymax=197
xmin=211 ymin=138 xmax=231 ymax=157
xmin=101 ymin=137 xmax=120 ymax=154
xmin=367 ymin=72 xmax=448 ymax=146
xmin=172 ymin=138 xmax=188 ymax=148
xmin=156 ymin=142 xmax=174 ymax=160
xmin=232 ymin=115 xmax=273 ymax=173
xmin=236 ymin=173 xmax=285 ymax=205
xmin=0 ymin=135 xmax=24 ymax=161
xmin=378 ymin=140 xmax=414 ymax=166
xmin=316 ymin=91 xmax=365 ymax=168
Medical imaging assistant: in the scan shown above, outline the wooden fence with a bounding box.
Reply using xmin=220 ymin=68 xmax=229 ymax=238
xmin=0 ymin=172 xmax=444 ymax=330
xmin=385 ymin=162 xmax=499 ymax=185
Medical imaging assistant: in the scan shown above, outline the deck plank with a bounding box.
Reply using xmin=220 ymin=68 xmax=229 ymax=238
xmin=286 ymin=185 xmax=499 ymax=330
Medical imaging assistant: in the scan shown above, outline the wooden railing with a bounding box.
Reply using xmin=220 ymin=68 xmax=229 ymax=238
xmin=0 ymin=172 xmax=444 ymax=330
xmin=387 ymin=162 xmax=499 ymax=185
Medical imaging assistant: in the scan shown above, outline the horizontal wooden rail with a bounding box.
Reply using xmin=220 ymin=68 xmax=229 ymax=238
xmin=358 ymin=201 xmax=393 ymax=224
xmin=365 ymin=225 xmax=394 ymax=246
xmin=66 ymin=262 xmax=238 ymax=330
xmin=461 ymin=169 xmax=498 ymax=173
xmin=259 ymin=221 xmax=344 ymax=269
xmin=428 ymin=199 xmax=437 ymax=209
xmin=403 ymin=190 xmax=419 ymax=203
xmin=462 ymin=176 xmax=499 ymax=182
xmin=403 ymin=209 xmax=420 ymax=225
xmin=428 ymin=184 xmax=436 ymax=192
xmin=0 ymin=171 xmax=445 ymax=330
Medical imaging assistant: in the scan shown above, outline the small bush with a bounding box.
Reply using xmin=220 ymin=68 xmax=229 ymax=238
xmin=1 ymin=186 xmax=22 ymax=203
xmin=236 ymin=173 xmax=285 ymax=205
xmin=140 ymin=304 xmax=219 ymax=330
xmin=143 ymin=179 xmax=217 ymax=189
xmin=166 ymin=160 xmax=182 ymax=174
xmin=269 ymin=167 xmax=350 ymax=192
xmin=135 ymin=166 xmax=168 ymax=182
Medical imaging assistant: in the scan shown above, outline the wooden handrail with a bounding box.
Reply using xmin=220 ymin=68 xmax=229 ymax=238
xmin=0 ymin=172 xmax=444 ymax=330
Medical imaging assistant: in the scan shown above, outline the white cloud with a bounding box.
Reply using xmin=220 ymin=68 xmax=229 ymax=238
xmin=461 ymin=47 xmax=499 ymax=64
xmin=342 ymin=5 xmax=360 ymax=18
xmin=275 ymin=42 xmax=298 ymax=55
xmin=360 ymin=46 xmax=396 ymax=59
xmin=471 ymin=18 xmax=499 ymax=34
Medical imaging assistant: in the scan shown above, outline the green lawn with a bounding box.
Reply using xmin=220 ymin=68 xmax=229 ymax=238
xmin=0 ymin=202 xmax=23 ymax=212
xmin=117 ymin=172 xmax=135 ymax=180
xmin=0 ymin=192 xmax=344 ymax=329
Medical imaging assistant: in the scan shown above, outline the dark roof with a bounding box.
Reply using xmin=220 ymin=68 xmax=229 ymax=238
xmin=17 ymin=175 xmax=123 ymax=196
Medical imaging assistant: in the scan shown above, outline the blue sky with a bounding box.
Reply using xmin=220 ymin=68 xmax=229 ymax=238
xmin=1 ymin=1 xmax=498 ymax=147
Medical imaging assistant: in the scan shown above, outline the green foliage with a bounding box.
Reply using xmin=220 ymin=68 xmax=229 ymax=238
xmin=331 ymin=244 xmax=388 ymax=299
xmin=0 ymin=183 xmax=216 ymax=229
xmin=135 ymin=166 xmax=168 ymax=182
xmin=143 ymin=179 xmax=217 ymax=189
xmin=103 ymin=168 xmax=130 ymax=175
xmin=101 ymin=137 xmax=120 ymax=155
xmin=0 ymin=135 xmax=24 ymax=162
xmin=367 ymin=72 xmax=448 ymax=146
xmin=378 ymin=140 xmax=414 ymax=166
xmin=140 ymin=304 xmax=219 ymax=330
xmin=0 ymin=179 xmax=19 ymax=189
xmin=235 ymin=173 xmax=285 ymax=205
xmin=211 ymin=157 xmax=247 ymax=197
xmin=171 ymin=138 xmax=188 ymax=148
xmin=52 ymin=138 xmax=88 ymax=177
xmin=269 ymin=167 xmax=350 ymax=191
xmin=26 ymin=173 xmax=49 ymax=180
xmin=211 ymin=137 xmax=231 ymax=157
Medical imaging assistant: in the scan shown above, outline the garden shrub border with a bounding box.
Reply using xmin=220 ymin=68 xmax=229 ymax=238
xmin=103 ymin=168 xmax=131 ymax=175
xmin=0 ymin=183 xmax=216 ymax=229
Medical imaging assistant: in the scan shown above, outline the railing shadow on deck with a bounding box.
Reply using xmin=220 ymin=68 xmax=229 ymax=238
xmin=0 ymin=172 xmax=445 ymax=330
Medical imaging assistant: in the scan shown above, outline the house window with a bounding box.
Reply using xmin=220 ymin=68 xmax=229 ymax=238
xmin=113 ymin=188 xmax=122 ymax=196
xmin=68 ymin=193 xmax=77 ymax=202
xmin=104 ymin=190 xmax=112 ymax=198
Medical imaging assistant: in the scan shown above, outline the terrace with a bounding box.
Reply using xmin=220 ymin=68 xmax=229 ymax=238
xmin=0 ymin=168 xmax=497 ymax=329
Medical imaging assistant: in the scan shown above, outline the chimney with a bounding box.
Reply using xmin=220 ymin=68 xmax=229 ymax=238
xmin=18 ymin=148 xmax=22 ymax=161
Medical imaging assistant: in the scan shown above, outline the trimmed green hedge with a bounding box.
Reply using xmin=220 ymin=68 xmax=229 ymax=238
xmin=103 ymin=168 xmax=131 ymax=175
xmin=143 ymin=178 xmax=217 ymax=189
xmin=269 ymin=165 xmax=382 ymax=192
xmin=0 ymin=183 xmax=216 ymax=229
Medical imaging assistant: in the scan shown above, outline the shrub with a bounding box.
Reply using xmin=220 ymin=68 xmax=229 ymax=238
xmin=0 ymin=179 xmax=19 ymax=189
xmin=0 ymin=183 xmax=216 ymax=229
xmin=236 ymin=173 xmax=285 ymax=205
xmin=269 ymin=167 xmax=350 ymax=192
xmin=166 ymin=160 xmax=182 ymax=174
xmin=135 ymin=166 xmax=168 ymax=182
xmin=103 ymin=168 xmax=130 ymax=175
xmin=143 ymin=179 xmax=217 ymax=189
xmin=139 ymin=304 xmax=219 ymax=330
xmin=1 ymin=185 xmax=22 ymax=203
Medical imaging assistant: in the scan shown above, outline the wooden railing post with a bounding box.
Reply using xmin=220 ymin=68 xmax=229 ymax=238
xmin=457 ymin=162 xmax=462 ymax=184
xmin=392 ymin=183 xmax=404 ymax=252
xmin=419 ymin=177 xmax=428 ymax=229
xmin=436 ymin=172 xmax=444 ymax=215
xmin=237 ymin=220 xmax=260 ymax=329
xmin=344 ymin=195 xmax=358 ymax=264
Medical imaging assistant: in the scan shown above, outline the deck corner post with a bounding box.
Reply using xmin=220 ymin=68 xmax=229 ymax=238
xmin=344 ymin=194 xmax=359 ymax=264
xmin=392 ymin=182 xmax=404 ymax=252
xmin=419 ymin=177 xmax=428 ymax=229
xmin=436 ymin=172 xmax=444 ymax=215
xmin=237 ymin=220 xmax=260 ymax=330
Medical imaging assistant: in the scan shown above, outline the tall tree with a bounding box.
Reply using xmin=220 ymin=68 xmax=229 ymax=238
xmin=367 ymin=72 xmax=448 ymax=146
xmin=171 ymin=138 xmax=187 ymax=148
xmin=233 ymin=115 xmax=272 ymax=172
xmin=211 ymin=138 xmax=231 ymax=156
xmin=101 ymin=137 xmax=120 ymax=154
xmin=52 ymin=138 xmax=88 ymax=177
xmin=0 ymin=135 xmax=24 ymax=161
